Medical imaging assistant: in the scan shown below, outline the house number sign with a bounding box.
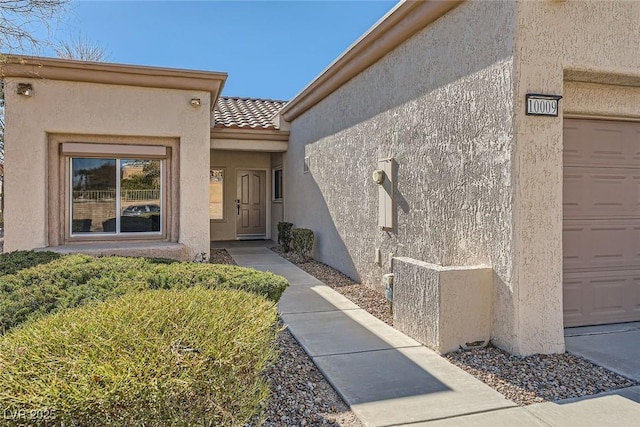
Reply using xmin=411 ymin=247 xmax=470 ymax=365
xmin=526 ymin=94 xmax=562 ymax=117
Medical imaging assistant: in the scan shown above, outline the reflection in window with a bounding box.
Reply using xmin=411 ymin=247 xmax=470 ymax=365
xmin=210 ymin=169 xmax=224 ymax=220
xmin=72 ymin=158 xmax=116 ymax=234
xmin=71 ymin=158 xmax=162 ymax=234
xmin=120 ymin=160 xmax=161 ymax=232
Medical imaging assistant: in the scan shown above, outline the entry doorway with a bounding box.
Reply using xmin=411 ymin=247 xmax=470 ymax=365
xmin=236 ymin=169 xmax=266 ymax=238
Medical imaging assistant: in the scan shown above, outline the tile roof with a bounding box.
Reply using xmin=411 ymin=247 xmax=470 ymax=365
xmin=213 ymin=96 xmax=288 ymax=130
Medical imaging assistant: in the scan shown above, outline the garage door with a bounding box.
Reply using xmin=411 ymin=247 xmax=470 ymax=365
xmin=563 ymin=119 xmax=640 ymax=327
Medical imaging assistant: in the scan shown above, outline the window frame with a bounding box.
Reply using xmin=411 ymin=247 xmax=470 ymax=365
xmin=272 ymin=166 xmax=283 ymax=202
xmin=69 ymin=157 xmax=164 ymax=237
xmin=52 ymin=138 xmax=175 ymax=244
xmin=209 ymin=167 xmax=225 ymax=222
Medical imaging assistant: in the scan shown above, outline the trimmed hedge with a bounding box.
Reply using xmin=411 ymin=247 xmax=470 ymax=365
xmin=0 ymin=287 xmax=279 ymax=426
xmin=0 ymin=250 xmax=61 ymax=276
xmin=0 ymin=254 xmax=288 ymax=334
xmin=277 ymin=221 xmax=294 ymax=253
xmin=292 ymin=228 xmax=314 ymax=260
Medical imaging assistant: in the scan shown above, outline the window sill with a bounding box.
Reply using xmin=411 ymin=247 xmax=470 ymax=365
xmin=39 ymin=241 xmax=188 ymax=261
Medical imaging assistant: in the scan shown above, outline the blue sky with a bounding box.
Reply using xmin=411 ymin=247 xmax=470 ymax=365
xmin=29 ymin=1 xmax=398 ymax=100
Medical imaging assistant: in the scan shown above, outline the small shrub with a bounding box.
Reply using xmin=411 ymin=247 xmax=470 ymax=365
xmin=277 ymin=221 xmax=294 ymax=252
xmin=292 ymin=228 xmax=314 ymax=260
xmin=0 ymin=250 xmax=61 ymax=276
xmin=0 ymin=255 xmax=288 ymax=334
xmin=0 ymin=287 xmax=279 ymax=426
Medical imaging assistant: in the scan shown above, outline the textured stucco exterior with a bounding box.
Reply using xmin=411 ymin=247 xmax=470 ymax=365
xmin=510 ymin=0 xmax=640 ymax=355
xmin=283 ymin=0 xmax=640 ymax=355
xmin=270 ymin=152 xmax=284 ymax=239
xmin=284 ymin=0 xmax=518 ymax=344
xmin=393 ymin=257 xmax=492 ymax=354
xmin=3 ymin=78 xmax=212 ymax=259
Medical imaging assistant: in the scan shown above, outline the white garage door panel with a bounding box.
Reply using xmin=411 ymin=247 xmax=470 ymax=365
xmin=563 ymin=119 xmax=640 ymax=327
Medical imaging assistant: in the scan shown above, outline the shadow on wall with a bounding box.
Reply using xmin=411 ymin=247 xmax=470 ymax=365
xmin=293 ymin=0 xmax=514 ymax=142
xmin=288 ymin=170 xmax=361 ymax=283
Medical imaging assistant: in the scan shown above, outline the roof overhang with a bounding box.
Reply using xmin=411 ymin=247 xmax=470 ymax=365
xmin=210 ymin=127 xmax=289 ymax=152
xmin=0 ymin=55 xmax=228 ymax=110
xmin=279 ymin=0 xmax=462 ymax=122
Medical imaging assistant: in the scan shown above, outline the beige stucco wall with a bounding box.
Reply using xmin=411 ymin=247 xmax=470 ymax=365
xmin=270 ymin=152 xmax=284 ymax=240
xmin=285 ymin=0 xmax=516 ymax=334
xmin=509 ymin=0 xmax=640 ymax=355
xmin=284 ymin=0 xmax=639 ymax=355
xmin=3 ymin=78 xmax=212 ymax=259
xmin=209 ymin=150 xmax=271 ymax=241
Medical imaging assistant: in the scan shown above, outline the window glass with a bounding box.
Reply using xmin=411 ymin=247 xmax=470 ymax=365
xmin=210 ymin=169 xmax=224 ymax=220
xmin=273 ymin=168 xmax=283 ymax=200
xmin=71 ymin=157 xmax=162 ymax=235
xmin=72 ymin=158 xmax=116 ymax=234
xmin=120 ymin=159 xmax=161 ymax=232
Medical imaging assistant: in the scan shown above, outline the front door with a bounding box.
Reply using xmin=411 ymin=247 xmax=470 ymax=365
xmin=236 ymin=169 xmax=266 ymax=237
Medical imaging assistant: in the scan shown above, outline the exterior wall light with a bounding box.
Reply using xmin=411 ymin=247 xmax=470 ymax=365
xmin=190 ymin=98 xmax=201 ymax=107
xmin=17 ymin=83 xmax=33 ymax=96
xmin=372 ymin=169 xmax=386 ymax=185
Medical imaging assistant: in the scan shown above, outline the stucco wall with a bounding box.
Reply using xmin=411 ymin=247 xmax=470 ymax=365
xmin=270 ymin=152 xmax=284 ymax=240
xmin=3 ymin=78 xmax=211 ymax=258
xmin=209 ymin=150 xmax=271 ymax=241
xmin=285 ymin=0 xmax=516 ymax=317
xmin=510 ymin=0 xmax=640 ymax=355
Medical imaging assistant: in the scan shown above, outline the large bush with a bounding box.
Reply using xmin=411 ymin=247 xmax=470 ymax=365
xmin=0 ymin=250 xmax=61 ymax=276
xmin=0 ymin=287 xmax=279 ymax=426
xmin=0 ymin=254 xmax=288 ymax=334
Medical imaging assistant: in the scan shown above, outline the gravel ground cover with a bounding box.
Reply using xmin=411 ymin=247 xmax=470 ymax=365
xmin=445 ymin=344 xmax=637 ymax=405
xmin=269 ymin=246 xmax=638 ymax=406
xmin=211 ymin=248 xmax=361 ymax=426
xmin=270 ymin=247 xmax=392 ymax=325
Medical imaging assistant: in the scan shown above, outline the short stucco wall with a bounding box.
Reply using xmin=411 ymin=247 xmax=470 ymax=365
xmin=3 ymin=78 xmax=212 ymax=259
xmin=392 ymin=257 xmax=493 ymax=354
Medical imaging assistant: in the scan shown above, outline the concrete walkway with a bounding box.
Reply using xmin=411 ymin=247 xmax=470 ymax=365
xmin=224 ymin=243 xmax=640 ymax=427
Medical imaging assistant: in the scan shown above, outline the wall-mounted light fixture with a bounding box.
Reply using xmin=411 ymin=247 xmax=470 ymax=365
xmin=372 ymin=169 xmax=386 ymax=185
xmin=17 ymin=83 xmax=33 ymax=96
xmin=190 ymin=98 xmax=201 ymax=107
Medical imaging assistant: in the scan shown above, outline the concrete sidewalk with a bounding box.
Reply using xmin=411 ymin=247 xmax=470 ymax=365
xmin=225 ymin=244 xmax=640 ymax=427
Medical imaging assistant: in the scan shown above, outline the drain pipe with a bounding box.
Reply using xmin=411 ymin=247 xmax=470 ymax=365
xmin=383 ymin=273 xmax=394 ymax=316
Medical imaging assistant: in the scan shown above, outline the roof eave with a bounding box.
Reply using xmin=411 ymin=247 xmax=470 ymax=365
xmin=210 ymin=127 xmax=290 ymax=142
xmin=279 ymin=0 xmax=463 ymax=122
xmin=1 ymin=55 xmax=228 ymax=110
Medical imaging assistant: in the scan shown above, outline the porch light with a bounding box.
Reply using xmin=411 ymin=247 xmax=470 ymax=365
xmin=190 ymin=98 xmax=201 ymax=107
xmin=17 ymin=83 xmax=33 ymax=96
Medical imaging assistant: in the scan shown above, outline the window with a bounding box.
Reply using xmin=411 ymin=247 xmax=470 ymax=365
xmin=272 ymin=167 xmax=283 ymax=201
xmin=71 ymin=158 xmax=162 ymax=235
xmin=209 ymin=169 xmax=224 ymax=220
xmin=303 ymin=156 xmax=310 ymax=174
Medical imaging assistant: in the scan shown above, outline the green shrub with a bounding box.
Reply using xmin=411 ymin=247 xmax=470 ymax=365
xmin=0 ymin=287 xmax=279 ymax=426
xmin=0 ymin=254 xmax=288 ymax=334
xmin=292 ymin=228 xmax=314 ymax=260
xmin=0 ymin=250 xmax=61 ymax=276
xmin=277 ymin=221 xmax=294 ymax=252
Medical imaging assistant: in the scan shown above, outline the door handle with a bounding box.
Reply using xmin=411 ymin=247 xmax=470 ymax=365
xmin=236 ymin=199 xmax=240 ymax=215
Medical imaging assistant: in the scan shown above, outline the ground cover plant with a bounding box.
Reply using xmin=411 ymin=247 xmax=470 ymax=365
xmin=0 ymin=287 xmax=279 ymax=426
xmin=0 ymin=254 xmax=288 ymax=333
xmin=0 ymin=250 xmax=61 ymax=276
